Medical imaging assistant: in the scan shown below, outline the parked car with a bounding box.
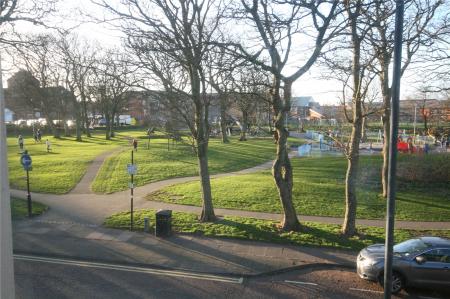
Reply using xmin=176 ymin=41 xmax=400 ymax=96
xmin=357 ymin=236 xmax=450 ymax=294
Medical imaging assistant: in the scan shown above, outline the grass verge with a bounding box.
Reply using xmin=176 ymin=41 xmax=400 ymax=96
xmin=104 ymin=209 xmax=450 ymax=251
xmin=11 ymin=198 xmax=48 ymax=219
xmin=8 ymin=131 xmax=133 ymax=194
xmin=92 ymin=136 xmax=304 ymax=193
xmin=147 ymin=154 xmax=450 ymax=221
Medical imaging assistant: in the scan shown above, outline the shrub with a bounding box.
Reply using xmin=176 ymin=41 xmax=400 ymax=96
xmin=397 ymin=154 xmax=450 ymax=183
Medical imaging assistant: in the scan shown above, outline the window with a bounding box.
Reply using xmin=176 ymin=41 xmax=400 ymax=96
xmin=422 ymin=249 xmax=450 ymax=263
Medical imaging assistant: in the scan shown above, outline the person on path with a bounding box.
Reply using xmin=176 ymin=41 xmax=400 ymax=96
xmin=132 ymin=138 xmax=138 ymax=152
xmin=18 ymin=135 xmax=24 ymax=151
xmin=37 ymin=129 xmax=42 ymax=142
xmin=45 ymin=139 xmax=51 ymax=153
xmin=147 ymin=127 xmax=154 ymax=149
xmin=407 ymin=137 xmax=414 ymax=154
xmin=424 ymin=143 xmax=430 ymax=154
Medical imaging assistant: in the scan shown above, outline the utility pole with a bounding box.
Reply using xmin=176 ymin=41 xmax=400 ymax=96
xmin=130 ymin=150 xmax=134 ymax=231
xmin=0 ymin=55 xmax=16 ymax=298
xmin=127 ymin=150 xmax=137 ymax=231
xmin=384 ymin=1 xmax=404 ymax=298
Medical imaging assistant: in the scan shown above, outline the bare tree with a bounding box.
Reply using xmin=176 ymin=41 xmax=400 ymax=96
xmin=232 ymin=65 xmax=269 ymax=141
xmin=0 ymin=0 xmax=57 ymax=44
xmin=208 ymin=48 xmax=237 ymax=143
xmin=13 ymin=34 xmax=65 ymax=137
xmin=57 ymin=33 xmax=98 ymax=139
xmin=91 ymin=51 xmax=133 ymax=140
xmin=364 ymin=0 xmax=445 ymax=197
xmin=323 ymin=0 xmax=377 ymax=236
xmin=222 ymin=0 xmax=340 ymax=231
xmin=95 ymin=0 xmax=226 ymax=221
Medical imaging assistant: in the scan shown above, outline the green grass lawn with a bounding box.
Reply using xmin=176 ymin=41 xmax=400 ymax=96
xmin=7 ymin=131 xmax=132 ymax=194
xmin=11 ymin=198 xmax=48 ymax=219
xmin=104 ymin=209 xmax=450 ymax=251
xmin=147 ymin=154 xmax=450 ymax=221
xmin=92 ymin=136 xmax=303 ymax=193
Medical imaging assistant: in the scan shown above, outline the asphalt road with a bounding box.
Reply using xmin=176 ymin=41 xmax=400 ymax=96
xmin=14 ymin=256 xmax=450 ymax=299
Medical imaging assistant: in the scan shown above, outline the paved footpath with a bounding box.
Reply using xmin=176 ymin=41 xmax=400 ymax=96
xmin=13 ymin=219 xmax=356 ymax=275
xmin=70 ymin=148 xmax=125 ymax=194
xmin=10 ymin=149 xmax=450 ymax=229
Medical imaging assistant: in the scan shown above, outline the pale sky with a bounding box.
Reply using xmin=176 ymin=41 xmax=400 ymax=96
xmin=3 ymin=0 xmax=443 ymax=105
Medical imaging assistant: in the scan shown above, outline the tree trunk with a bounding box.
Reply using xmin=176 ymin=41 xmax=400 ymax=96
xmin=273 ymin=124 xmax=300 ymax=231
xmin=193 ymin=69 xmax=215 ymax=222
xmin=268 ymin=107 xmax=273 ymax=132
xmin=342 ymin=120 xmax=362 ymax=236
xmin=105 ymin=115 xmax=111 ymax=140
xmin=272 ymin=80 xmax=300 ymax=231
xmin=361 ymin=116 xmax=367 ymax=142
xmin=342 ymin=5 xmax=364 ymax=237
xmin=46 ymin=117 xmax=59 ymax=138
xmin=380 ymin=60 xmax=391 ymax=198
xmin=382 ymin=112 xmax=390 ymax=198
xmin=63 ymin=120 xmax=70 ymax=137
xmin=239 ymin=110 xmax=248 ymax=141
xmin=110 ymin=112 xmax=116 ymax=138
xmin=197 ymin=139 xmax=215 ymax=222
xmin=75 ymin=115 xmax=82 ymax=142
xmin=219 ymin=99 xmax=229 ymax=143
xmin=81 ymin=94 xmax=91 ymax=137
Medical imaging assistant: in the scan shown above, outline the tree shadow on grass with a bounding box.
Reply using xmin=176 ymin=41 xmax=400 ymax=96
xmin=212 ymin=218 xmax=283 ymax=242
xmin=299 ymin=224 xmax=384 ymax=250
xmin=212 ymin=218 xmax=384 ymax=251
xmin=396 ymin=195 xmax=450 ymax=211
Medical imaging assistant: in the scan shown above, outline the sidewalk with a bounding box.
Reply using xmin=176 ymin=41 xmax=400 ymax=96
xmin=12 ymin=219 xmax=356 ymax=276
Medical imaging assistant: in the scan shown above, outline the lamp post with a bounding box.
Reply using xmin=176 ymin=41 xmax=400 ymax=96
xmin=0 ymin=55 xmax=16 ymax=298
xmin=384 ymin=1 xmax=403 ymax=297
xmin=413 ymin=103 xmax=417 ymax=138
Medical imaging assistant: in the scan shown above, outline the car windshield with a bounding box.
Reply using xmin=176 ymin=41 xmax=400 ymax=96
xmin=394 ymin=239 xmax=430 ymax=255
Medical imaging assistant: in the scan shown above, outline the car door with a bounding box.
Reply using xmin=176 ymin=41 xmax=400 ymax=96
xmin=409 ymin=249 xmax=450 ymax=286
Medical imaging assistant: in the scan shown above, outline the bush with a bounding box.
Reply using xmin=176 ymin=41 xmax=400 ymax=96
xmin=397 ymin=154 xmax=450 ymax=183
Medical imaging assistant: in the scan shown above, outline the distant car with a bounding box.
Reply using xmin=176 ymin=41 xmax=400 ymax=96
xmin=14 ymin=119 xmax=27 ymax=126
xmin=357 ymin=237 xmax=450 ymax=294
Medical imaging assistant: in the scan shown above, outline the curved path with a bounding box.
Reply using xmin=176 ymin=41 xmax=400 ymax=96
xmin=10 ymin=150 xmax=450 ymax=230
xmin=70 ymin=148 xmax=125 ymax=194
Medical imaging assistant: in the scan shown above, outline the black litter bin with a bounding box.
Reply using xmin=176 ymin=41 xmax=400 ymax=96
xmin=155 ymin=209 xmax=172 ymax=237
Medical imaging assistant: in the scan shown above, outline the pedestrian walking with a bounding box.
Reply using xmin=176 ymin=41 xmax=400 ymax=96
xmin=45 ymin=139 xmax=51 ymax=153
xmin=407 ymin=137 xmax=414 ymax=154
xmin=18 ymin=135 xmax=24 ymax=151
xmin=132 ymin=139 xmax=138 ymax=152
xmin=37 ymin=129 xmax=42 ymax=142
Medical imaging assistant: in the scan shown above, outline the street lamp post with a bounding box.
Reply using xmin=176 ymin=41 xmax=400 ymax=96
xmin=384 ymin=1 xmax=403 ymax=298
xmin=0 ymin=55 xmax=16 ymax=298
xmin=413 ymin=103 xmax=417 ymax=138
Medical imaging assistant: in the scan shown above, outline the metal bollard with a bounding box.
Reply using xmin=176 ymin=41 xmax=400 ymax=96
xmin=144 ymin=217 xmax=149 ymax=233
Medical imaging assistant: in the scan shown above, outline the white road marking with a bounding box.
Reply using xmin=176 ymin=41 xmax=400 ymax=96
xmin=349 ymin=287 xmax=384 ymax=294
xmin=284 ymin=280 xmax=318 ymax=286
xmin=14 ymin=254 xmax=243 ymax=284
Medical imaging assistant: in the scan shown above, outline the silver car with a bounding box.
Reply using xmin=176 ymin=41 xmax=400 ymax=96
xmin=357 ymin=236 xmax=450 ymax=294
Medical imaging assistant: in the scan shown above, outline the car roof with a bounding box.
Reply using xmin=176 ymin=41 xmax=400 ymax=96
xmin=419 ymin=237 xmax=450 ymax=248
